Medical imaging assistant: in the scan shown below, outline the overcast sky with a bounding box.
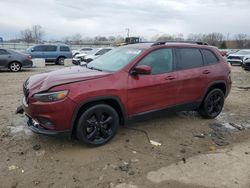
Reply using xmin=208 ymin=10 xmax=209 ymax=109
xmin=0 ymin=0 xmax=249 ymax=40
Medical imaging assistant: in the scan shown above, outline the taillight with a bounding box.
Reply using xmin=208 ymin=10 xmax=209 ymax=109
xmin=28 ymin=55 xmax=32 ymax=60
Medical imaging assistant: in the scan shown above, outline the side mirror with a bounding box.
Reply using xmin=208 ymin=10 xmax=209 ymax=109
xmin=131 ymin=65 xmax=151 ymax=75
xmin=31 ymin=48 xmax=34 ymax=52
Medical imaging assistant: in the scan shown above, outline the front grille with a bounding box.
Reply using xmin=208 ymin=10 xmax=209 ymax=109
xmin=228 ymin=56 xmax=242 ymax=60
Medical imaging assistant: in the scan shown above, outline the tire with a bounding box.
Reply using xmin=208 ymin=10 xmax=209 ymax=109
xmin=76 ymin=104 xmax=119 ymax=146
xmin=56 ymin=57 xmax=65 ymax=65
xmin=9 ymin=62 xmax=21 ymax=72
xmin=198 ymin=89 xmax=224 ymax=119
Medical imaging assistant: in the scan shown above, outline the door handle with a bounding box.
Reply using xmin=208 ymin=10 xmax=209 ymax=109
xmin=164 ymin=75 xmax=176 ymax=80
xmin=203 ymin=70 xmax=211 ymax=74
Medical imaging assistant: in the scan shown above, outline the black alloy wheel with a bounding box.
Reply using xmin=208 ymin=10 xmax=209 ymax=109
xmin=198 ymin=89 xmax=224 ymax=119
xmin=76 ymin=104 xmax=119 ymax=146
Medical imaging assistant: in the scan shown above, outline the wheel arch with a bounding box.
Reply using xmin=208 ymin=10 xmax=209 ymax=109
xmin=200 ymin=81 xmax=227 ymax=105
xmin=70 ymin=96 xmax=127 ymax=137
xmin=8 ymin=61 xmax=22 ymax=68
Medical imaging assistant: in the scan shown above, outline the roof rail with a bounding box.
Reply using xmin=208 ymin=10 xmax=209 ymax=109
xmin=151 ymin=40 xmax=209 ymax=46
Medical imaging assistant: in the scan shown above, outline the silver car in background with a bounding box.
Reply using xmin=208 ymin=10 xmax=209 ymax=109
xmin=227 ymin=50 xmax=250 ymax=65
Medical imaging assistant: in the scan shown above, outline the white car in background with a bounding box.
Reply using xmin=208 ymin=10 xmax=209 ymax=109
xmin=83 ymin=47 xmax=114 ymax=63
xmin=227 ymin=50 xmax=250 ymax=65
xmin=73 ymin=47 xmax=113 ymax=65
xmin=72 ymin=47 xmax=94 ymax=57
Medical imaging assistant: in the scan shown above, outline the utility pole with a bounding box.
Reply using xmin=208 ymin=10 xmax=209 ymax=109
xmin=126 ymin=28 xmax=130 ymax=38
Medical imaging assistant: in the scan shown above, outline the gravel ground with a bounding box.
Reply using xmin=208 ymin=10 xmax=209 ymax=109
xmin=0 ymin=65 xmax=250 ymax=188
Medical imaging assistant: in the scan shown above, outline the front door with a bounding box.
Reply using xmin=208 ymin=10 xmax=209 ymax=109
xmin=127 ymin=48 xmax=178 ymax=116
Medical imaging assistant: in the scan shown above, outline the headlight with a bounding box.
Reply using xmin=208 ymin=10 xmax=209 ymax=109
xmin=33 ymin=90 xmax=68 ymax=102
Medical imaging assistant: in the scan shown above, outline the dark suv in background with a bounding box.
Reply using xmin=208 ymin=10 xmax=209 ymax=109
xmin=21 ymin=41 xmax=231 ymax=146
xmin=26 ymin=44 xmax=72 ymax=65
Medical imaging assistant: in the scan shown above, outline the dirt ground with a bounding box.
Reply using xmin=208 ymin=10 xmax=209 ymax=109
xmin=0 ymin=65 xmax=250 ymax=188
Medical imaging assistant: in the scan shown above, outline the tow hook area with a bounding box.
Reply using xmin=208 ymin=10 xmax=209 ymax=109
xmin=16 ymin=105 xmax=24 ymax=114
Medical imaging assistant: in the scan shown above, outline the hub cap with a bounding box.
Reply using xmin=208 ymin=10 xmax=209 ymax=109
xmin=84 ymin=110 xmax=114 ymax=143
xmin=10 ymin=62 xmax=20 ymax=71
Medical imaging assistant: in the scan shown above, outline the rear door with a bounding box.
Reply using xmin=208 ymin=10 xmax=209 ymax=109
xmin=201 ymin=49 xmax=223 ymax=85
xmin=127 ymin=48 xmax=178 ymax=115
xmin=44 ymin=45 xmax=57 ymax=61
xmin=175 ymin=48 xmax=208 ymax=104
xmin=0 ymin=49 xmax=11 ymax=67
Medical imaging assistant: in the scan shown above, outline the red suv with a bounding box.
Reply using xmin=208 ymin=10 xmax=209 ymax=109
xmin=21 ymin=41 xmax=231 ymax=146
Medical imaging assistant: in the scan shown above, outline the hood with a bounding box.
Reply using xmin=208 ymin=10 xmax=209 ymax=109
xmin=75 ymin=53 xmax=87 ymax=58
xmin=26 ymin=66 xmax=110 ymax=95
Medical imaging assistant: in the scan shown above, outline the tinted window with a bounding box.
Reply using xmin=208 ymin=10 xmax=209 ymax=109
xmin=137 ymin=48 xmax=173 ymax=74
xmin=0 ymin=49 xmax=9 ymax=55
xmin=34 ymin=45 xmax=46 ymax=52
xmin=60 ymin=46 xmax=70 ymax=52
xmin=177 ymin=48 xmax=203 ymax=70
xmin=45 ymin=45 xmax=57 ymax=52
xmin=202 ymin=49 xmax=218 ymax=64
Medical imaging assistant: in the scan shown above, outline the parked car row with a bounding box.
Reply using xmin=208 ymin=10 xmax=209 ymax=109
xmin=227 ymin=49 xmax=250 ymax=70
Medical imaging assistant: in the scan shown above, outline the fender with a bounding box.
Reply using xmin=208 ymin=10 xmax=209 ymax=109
xmin=201 ymin=80 xmax=228 ymax=102
xmin=70 ymin=95 xmax=127 ymax=134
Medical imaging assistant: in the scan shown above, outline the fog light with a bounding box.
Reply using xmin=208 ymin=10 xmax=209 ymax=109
xmin=36 ymin=117 xmax=54 ymax=127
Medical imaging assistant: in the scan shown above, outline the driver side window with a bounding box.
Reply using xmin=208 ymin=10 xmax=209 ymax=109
xmin=137 ymin=48 xmax=173 ymax=74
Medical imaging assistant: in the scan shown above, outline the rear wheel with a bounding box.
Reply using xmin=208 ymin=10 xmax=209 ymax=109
xmin=9 ymin=62 xmax=21 ymax=72
xmin=57 ymin=57 xmax=65 ymax=65
xmin=76 ymin=104 xmax=119 ymax=146
xmin=198 ymin=89 xmax=224 ymax=119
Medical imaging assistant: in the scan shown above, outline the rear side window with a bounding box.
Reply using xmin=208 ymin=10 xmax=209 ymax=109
xmin=202 ymin=49 xmax=219 ymax=65
xmin=176 ymin=48 xmax=203 ymax=70
xmin=45 ymin=45 xmax=57 ymax=52
xmin=137 ymin=48 xmax=173 ymax=74
xmin=0 ymin=49 xmax=9 ymax=55
xmin=60 ymin=46 xmax=70 ymax=52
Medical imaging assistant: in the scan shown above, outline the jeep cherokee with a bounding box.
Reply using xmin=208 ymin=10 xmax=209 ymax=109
xmin=21 ymin=41 xmax=231 ymax=146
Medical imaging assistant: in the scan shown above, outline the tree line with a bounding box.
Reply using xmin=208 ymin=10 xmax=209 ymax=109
xmin=17 ymin=25 xmax=250 ymax=49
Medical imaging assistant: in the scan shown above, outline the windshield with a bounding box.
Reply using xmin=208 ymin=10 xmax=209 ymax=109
xmin=236 ymin=50 xmax=250 ymax=55
xmin=86 ymin=47 xmax=143 ymax=72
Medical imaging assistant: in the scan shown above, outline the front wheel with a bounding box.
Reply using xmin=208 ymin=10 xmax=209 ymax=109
xmin=198 ymin=89 xmax=224 ymax=119
xmin=76 ymin=104 xmax=119 ymax=146
xmin=9 ymin=62 xmax=21 ymax=72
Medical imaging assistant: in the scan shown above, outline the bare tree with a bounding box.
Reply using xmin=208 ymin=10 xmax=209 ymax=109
xmin=32 ymin=25 xmax=45 ymax=43
xmin=204 ymin=33 xmax=224 ymax=46
xmin=234 ymin=33 xmax=249 ymax=48
xmin=20 ymin=29 xmax=34 ymax=43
